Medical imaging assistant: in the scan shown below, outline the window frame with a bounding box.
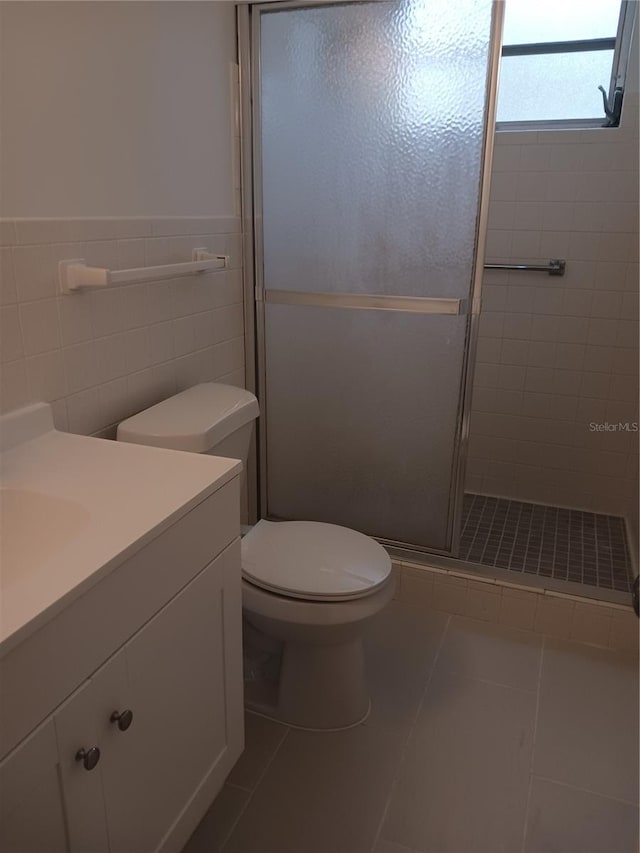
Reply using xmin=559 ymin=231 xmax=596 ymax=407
xmin=495 ymin=0 xmax=637 ymax=131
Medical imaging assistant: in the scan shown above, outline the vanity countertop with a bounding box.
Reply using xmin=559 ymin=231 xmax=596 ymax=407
xmin=0 ymin=403 xmax=241 ymax=655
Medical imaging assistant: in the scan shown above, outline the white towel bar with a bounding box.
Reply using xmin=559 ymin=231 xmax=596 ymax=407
xmin=59 ymin=248 xmax=227 ymax=294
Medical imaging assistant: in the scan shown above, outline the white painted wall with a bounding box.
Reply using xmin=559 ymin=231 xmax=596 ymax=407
xmin=0 ymin=2 xmax=238 ymax=217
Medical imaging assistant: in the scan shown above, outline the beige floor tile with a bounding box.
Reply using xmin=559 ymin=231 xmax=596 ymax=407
xmin=534 ymin=639 xmax=639 ymax=804
xmin=223 ymin=602 xmax=448 ymax=853
xmin=182 ymin=784 xmax=249 ymax=853
xmin=374 ymin=839 xmax=416 ymax=853
xmin=364 ymin=602 xmax=450 ymax=726
xmin=609 ymin=610 xmax=639 ymax=656
xmin=222 ymin=721 xmax=405 ymax=853
xmin=524 ymin=777 xmax=639 ymax=853
xmin=382 ymin=671 xmax=536 ymax=853
xmin=435 ymin=615 xmax=543 ymax=691
xmin=227 ymin=712 xmax=288 ymax=791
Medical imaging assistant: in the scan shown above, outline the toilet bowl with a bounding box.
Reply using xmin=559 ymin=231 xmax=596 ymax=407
xmin=117 ymin=382 xmax=394 ymax=729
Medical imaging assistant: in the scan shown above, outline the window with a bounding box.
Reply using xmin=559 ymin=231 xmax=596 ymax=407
xmin=496 ymin=0 xmax=637 ymax=128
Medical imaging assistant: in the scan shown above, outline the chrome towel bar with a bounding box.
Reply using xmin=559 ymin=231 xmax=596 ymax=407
xmin=484 ymin=259 xmax=566 ymax=276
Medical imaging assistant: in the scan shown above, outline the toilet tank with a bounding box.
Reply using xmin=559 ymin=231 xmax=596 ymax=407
xmin=116 ymin=383 xmax=260 ymax=464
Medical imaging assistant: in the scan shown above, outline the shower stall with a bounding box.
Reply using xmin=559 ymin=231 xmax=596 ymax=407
xmin=240 ymin=0 xmax=638 ymax=605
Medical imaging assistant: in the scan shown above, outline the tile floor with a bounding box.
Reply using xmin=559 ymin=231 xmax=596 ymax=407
xmin=461 ymin=494 xmax=633 ymax=593
xmin=183 ymin=601 xmax=639 ymax=853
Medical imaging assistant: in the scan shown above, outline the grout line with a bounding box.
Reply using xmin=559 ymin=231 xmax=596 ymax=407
xmin=551 ymin=504 xmax=560 ymax=583
xmin=479 ymin=495 xmax=501 ymax=564
xmin=369 ymin=614 xmax=452 ymax=853
xmin=531 ymin=774 xmax=640 ymax=808
xmin=507 ymin=501 xmax=524 ymax=572
xmin=460 ymin=492 xmax=477 ymax=541
xmin=579 ymin=509 xmax=585 ymax=587
xmin=490 ymin=497 xmax=513 ymax=568
xmin=462 ymin=674 xmax=539 ymax=694
xmin=463 ymin=494 xmax=486 ymax=560
xmin=219 ymin=723 xmax=291 ymax=851
xmin=520 ymin=634 xmax=545 ymax=853
xmin=522 ymin=502 xmax=536 ymax=575
xmin=225 ymin=781 xmax=253 ymax=794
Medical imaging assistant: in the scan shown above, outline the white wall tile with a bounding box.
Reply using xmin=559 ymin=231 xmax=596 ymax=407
xmin=492 ymin=145 xmax=521 ymax=172
xmin=19 ymin=298 xmax=61 ymax=355
xmin=0 ymin=359 xmax=29 ymax=412
xmin=89 ymin=288 xmax=125 ymax=338
xmin=555 ymin=343 xmax=585 ymax=371
xmin=13 ymin=245 xmax=56 ymax=301
xmin=26 ymin=350 xmax=67 ymax=401
xmin=117 ymin=239 xmax=146 ymax=270
xmin=587 ymin=318 xmax=618 ymax=346
xmin=590 ymin=291 xmax=623 ymax=319
xmin=0 ymin=217 xmax=245 ymax=439
xmin=470 ymin=124 xmax=638 ymax=523
xmin=58 ymin=291 xmax=93 ymax=346
xmin=66 ymin=387 xmax=103 ymax=435
xmin=93 ymin=334 xmax=128 ymax=384
xmin=121 ymin=328 xmax=152 ymax=374
xmin=148 ymin=321 xmax=175 ymax=365
xmin=0 ymin=249 xmax=17 ymax=305
xmin=502 ymin=313 xmax=532 ymax=340
xmin=64 ymin=341 xmax=99 ymax=394
xmin=0 ymin=306 xmax=24 ymax=362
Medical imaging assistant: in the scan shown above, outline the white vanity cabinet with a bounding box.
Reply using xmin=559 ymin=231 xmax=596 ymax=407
xmin=0 ymin=719 xmax=70 ymax=853
xmin=98 ymin=542 xmax=243 ymax=853
xmin=0 ymin=471 xmax=244 ymax=853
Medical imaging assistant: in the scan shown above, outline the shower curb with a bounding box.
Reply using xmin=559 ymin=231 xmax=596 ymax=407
xmin=389 ymin=561 xmax=638 ymax=657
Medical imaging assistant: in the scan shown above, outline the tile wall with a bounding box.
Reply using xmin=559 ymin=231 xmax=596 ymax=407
xmin=467 ymin=95 xmax=639 ymax=549
xmin=392 ymin=561 xmax=638 ymax=656
xmin=0 ymin=217 xmax=245 ymax=438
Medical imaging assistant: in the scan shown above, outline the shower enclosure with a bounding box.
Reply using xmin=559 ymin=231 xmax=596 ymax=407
xmin=244 ymin=0 xmax=502 ymax=559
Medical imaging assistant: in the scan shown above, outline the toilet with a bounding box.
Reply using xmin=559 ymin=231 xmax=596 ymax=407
xmin=117 ymin=382 xmax=394 ymax=730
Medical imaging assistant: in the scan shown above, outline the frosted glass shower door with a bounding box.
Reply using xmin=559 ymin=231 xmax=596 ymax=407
xmin=254 ymin=0 xmax=497 ymax=552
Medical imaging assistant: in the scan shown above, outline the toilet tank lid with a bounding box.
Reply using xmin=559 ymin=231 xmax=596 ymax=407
xmin=117 ymin=383 xmax=259 ymax=453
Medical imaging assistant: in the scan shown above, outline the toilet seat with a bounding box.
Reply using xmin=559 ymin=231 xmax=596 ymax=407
xmin=241 ymin=520 xmax=391 ymax=602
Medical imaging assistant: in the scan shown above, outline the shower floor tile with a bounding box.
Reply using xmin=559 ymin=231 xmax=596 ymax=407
xmin=461 ymin=494 xmax=633 ymax=593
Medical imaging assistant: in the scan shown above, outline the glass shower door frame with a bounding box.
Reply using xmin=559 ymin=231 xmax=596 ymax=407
xmin=240 ymin=0 xmax=505 ymax=559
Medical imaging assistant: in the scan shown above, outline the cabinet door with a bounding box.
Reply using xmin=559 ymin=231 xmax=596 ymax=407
xmin=98 ymin=541 xmax=244 ymax=853
xmin=0 ymin=719 xmax=69 ymax=853
xmin=53 ymin=677 xmax=110 ymax=853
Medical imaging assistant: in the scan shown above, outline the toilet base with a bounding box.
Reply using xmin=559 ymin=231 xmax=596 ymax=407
xmin=241 ymin=574 xmax=395 ymax=730
xmin=244 ymin=636 xmax=372 ymax=731
xmin=245 ymin=698 xmax=371 ymax=732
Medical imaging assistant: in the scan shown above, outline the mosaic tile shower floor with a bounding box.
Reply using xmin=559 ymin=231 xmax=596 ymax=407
xmin=461 ymin=494 xmax=633 ymax=593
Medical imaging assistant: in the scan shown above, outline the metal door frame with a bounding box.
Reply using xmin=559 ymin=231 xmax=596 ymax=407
xmin=238 ymin=0 xmax=504 ymax=557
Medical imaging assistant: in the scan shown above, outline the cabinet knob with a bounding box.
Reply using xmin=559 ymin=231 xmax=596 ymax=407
xmin=75 ymin=746 xmax=100 ymax=771
xmin=110 ymin=709 xmax=133 ymax=731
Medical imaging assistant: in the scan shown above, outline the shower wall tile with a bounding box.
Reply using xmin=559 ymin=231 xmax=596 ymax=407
xmin=470 ymin=95 xmax=639 ymax=560
xmin=0 ymin=216 xmax=245 ymax=438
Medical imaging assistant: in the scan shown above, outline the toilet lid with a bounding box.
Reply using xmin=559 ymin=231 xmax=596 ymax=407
xmin=241 ymin=520 xmax=391 ymax=602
